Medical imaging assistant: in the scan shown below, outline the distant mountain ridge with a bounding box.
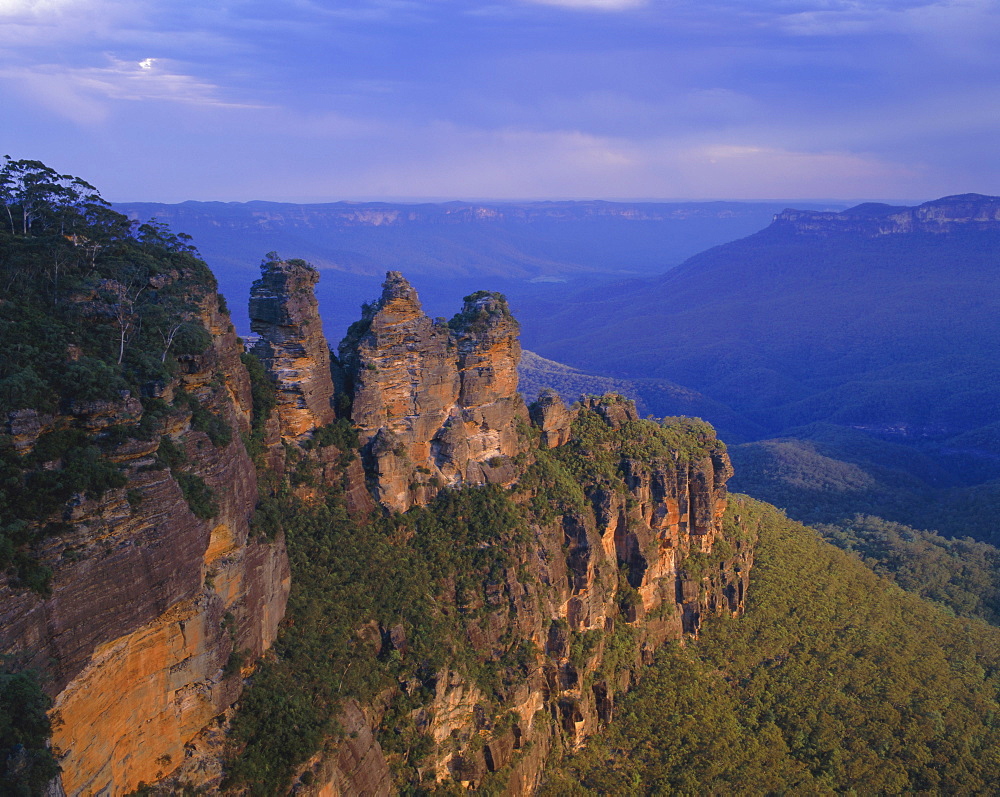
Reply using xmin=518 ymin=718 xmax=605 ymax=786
xmin=114 ymin=198 xmax=842 ymax=280
xmin=773 ymin=192 xmax=1000 ymax=237
xmin=113 ymin=197 xmax=846 ymax=338
xmin=520 ymin=192 xmax=1000 ymax=498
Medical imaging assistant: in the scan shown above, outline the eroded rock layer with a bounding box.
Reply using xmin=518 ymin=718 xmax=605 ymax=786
xmin=4 ymin=254 xmax=753 ymax=796
xmin=339 ymin=272 xmax=528 ymax=511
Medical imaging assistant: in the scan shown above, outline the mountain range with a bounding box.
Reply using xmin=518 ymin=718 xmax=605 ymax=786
xmin=112 ymin=199 xmax=845 ymax=336
xmin=516 ymin=194 xmax=1000 ymax=558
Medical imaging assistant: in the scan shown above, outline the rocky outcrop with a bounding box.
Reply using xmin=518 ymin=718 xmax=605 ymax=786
xmin=3 ymin=252 xmax=752 ymax=796
xmin=774 ymin=193 xmax=1000 ymax=237
xmin=249 ymin=258 xmax=337 ymax=440
xmin=299 ymin=395 xmax=750 ymax=793
xmin=529 ymin=389 xmax=574 ymax=449
xmin=339 ymin=273 xmax=528 ymax=512
xmin=0 ymin=275 xmax=290 ymax=795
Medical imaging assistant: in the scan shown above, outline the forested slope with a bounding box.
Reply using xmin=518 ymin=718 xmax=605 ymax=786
xmin=544 ymin=496 xmax=1000 ymax=794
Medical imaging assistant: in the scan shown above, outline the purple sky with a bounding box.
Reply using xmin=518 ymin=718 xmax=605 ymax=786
xmin=2 ymin=0 xmax=999 ymax=203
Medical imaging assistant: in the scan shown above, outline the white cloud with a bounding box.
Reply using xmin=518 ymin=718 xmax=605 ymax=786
xmin=0 ymin=0 xmax=78 ymax=16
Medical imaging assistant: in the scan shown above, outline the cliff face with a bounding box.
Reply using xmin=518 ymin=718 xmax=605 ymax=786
xmin=338 ymin=273 xmax=527 ymax=512
xmin=0 ymin=273 xmax=289 ymax=795
xmin=773 ymin=193 xmax=1000 ymax=237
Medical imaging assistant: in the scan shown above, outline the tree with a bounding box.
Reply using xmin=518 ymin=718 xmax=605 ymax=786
xmin=0 ymin=156 xmax=109 ymax=237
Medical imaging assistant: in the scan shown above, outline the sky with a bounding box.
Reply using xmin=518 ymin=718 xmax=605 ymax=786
xmin=1 ymin=0 xmax=999 ymax=202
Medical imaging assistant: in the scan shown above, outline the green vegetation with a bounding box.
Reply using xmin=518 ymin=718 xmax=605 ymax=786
xmin=175 ymin=390 xmax=232 ymax=448
xmin=0 ymin=664 xmax=59 ymax=795
xmin=301 ymin=418 xmax=358 ymax=458
xmin=815 ymin=514 xmax=1000 ymax=624
xmin=0 ymin=158 xmax=226 ymax=588
xmin=729 ymin=427 xmax=1000 ymax=624
xmin=546 ymin=496 xmax=1000 ymax=794
xmin=227 ymin=482 xmax=534 ymax=793
xmin=0 ymin=158 xmax=215 ymax=417
xmin=239 ymin=350 xmax=277 ymax=464
xmin=547 ymin=400 xmax=723 ymax=493
xmin=448 ymin=290 xmax=517 ymax=333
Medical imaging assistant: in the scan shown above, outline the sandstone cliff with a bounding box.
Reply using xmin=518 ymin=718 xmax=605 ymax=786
xmin=4 ymin=251 xmax=753 ymax=797
xmin=0 ymin=270 xmax=290 ymax=795
xmin=338 ymin=272 xmax=527 ymax=512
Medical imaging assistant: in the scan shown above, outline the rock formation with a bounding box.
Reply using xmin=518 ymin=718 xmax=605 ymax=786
xmin=249 ymin=258 xmax=336 ymax=440
xmin=339 ymin=272 xmax=527 ymax=512
xmin=3 ymin=253 xmax=752 ymax=796
xmin=528 ymin=389 xmax=574 ymax=449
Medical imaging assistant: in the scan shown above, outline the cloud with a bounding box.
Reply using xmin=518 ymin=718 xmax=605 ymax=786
xmin=0 ymin=0 xmax=79 ymax=16
xmin=0 ymin=55 xmax=264 ymax=124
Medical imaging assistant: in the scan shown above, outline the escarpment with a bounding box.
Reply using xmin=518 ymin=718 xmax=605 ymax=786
xmin=1 ymin=267 xmax=290 ymax=794
xmin=773 ymin=193 xmax=1000 ymax=237
xmin=276 ymin=390 xmax=751 ymax=795
xmin=4 ymin=237 xmax=753 ymax=795
xmin=338 ymin=272 xmax=527 ymax=512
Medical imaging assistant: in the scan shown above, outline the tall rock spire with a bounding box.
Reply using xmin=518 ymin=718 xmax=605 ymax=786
xmin=249 ymin=258 xmax=336 ymax=440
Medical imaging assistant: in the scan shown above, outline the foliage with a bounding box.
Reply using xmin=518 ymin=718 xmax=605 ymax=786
xmin=549 ymin=496 xmax=1000 ymax=794
xmin=174 ymin=390 xmax=232 ymax=448
xmin=448 ymin=290 xmax=517 ymax=333
xmin=0 ymin=157 xmax=215 ymax=418
xmin=0 ymin=664 xmax=59 ymax=795
xmin=545 ymin=400 xmax=723 ymax=496
xmin=301 ymin=418 xmax=358 ymax=463
xmin=226 ymin=483 xmax=534 ymax=793
xmin=239 ymin=350 xmax=276 ymax=463
xmin=729 ymin=427 xmax=1000 ymax=623
xmin=175 ymin=472 xmax=218 ymax=520
xmin=0 ymin=157 xmax=225 ymax=588
xmin=815 ymin=514 xmax=1000 ymax=624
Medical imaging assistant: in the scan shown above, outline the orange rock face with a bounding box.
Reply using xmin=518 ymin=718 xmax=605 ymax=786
xmin=249 ymin=259 xmax=337 ymax=440
xmin=339 ymin=273 xmax=528 ymax=512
